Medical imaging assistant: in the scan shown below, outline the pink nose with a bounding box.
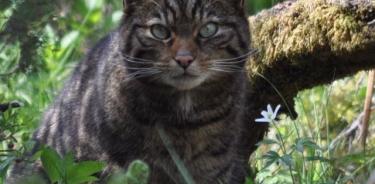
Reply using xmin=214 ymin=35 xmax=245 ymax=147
xmin=175 ymin=50 xmax=194 ymax=69
xmin=175 ymin=56 xmax=194 ymax=69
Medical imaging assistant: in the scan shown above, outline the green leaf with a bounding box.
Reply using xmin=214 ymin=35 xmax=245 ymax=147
xmin=108 ymin=160 xmax=150 ymax=184
xmin=280 ymin=154 xmax=293 ymax=167
xmin=257 ymin=138 xmax=280 ymax=146
xmin=40 ymin=147 xmax=64 ymax=183
xmin=263 ymin=151 xmax=280 ymax=159
xmin=124 ymin=160 xmax=150 ymax=184
xmin=0 ymin=157 xmax=13 ymax=179
xmin=302 ymin=140 xmax=321 ymax=150
xmin=31 ymin=149 xmax=44 ymax=161
xmin=295 ymin=139 xmax=305 ymax=153
xmin=295 ymin=138 xmax=321 ymax=153
xmin=63 ymin=152 xmax=75 ymax=167
xmin=262 ymin=151 xmax=281 ymax=169
xmin=61 ymin=31 xmax=80 ymax=49
xmin=66 ymin=161 xmax=105 ymax=184
xmin=245 ymin=177 xmax=255 ymax=184
xmin=306 ymin=156 xmax=330 ymax=162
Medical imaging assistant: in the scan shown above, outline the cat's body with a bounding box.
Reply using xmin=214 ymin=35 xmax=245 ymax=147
xmin=37 ymin=32 xmax=248 ymax=183
xmin=8 ymin=0 xmax=263 ymax=183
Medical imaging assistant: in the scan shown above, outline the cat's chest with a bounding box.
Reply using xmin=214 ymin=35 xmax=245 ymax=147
xmin=178 ymin=93 xmax=193 ymax=113
xmin=140 ymin=112 xmax=242 ymax=161
xmin=136 ymin=117 xmax=241 ymax=182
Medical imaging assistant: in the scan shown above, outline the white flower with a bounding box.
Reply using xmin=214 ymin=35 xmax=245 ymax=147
xmin=255 ymin=104 xmax=281 ymax=123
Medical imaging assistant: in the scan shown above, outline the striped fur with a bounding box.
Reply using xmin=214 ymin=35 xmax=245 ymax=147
xmin=7 ymin=0 xmax=253 ymax=183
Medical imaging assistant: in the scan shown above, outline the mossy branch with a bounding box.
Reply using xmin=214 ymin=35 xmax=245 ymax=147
xmin=246 ymin=0 xmax=375 ymax=118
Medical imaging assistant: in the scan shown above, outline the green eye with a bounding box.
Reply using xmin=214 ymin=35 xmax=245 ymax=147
xmin=199 ymin=23 xmax=218 ymax=38
xmin=150 ymin=24 xmax=171 ymax=40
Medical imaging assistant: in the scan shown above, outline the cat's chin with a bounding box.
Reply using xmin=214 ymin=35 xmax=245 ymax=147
xmin=163 ymin=74 xmax=209 ymax=91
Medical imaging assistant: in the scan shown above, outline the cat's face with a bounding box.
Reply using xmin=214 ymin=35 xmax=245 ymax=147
xmin=121 ymin=0 xmax=250 ymax=90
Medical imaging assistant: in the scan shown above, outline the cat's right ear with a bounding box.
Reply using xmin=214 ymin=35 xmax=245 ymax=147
xmin=123 ymin=0 xmax=136 ymax=14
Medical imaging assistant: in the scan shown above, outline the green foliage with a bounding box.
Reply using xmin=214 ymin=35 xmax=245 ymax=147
xmin=108 ymin=160 xmax=150 ymax=184
xmin=40 ymin=147 xmax=105 ymax=184
xmin=253 ymin=74 xmax=375 ymax=184
xmin=0 ymin=0 xmax=123 ymax=183
xmin=247 ymin=0 xmax=284 ymax=14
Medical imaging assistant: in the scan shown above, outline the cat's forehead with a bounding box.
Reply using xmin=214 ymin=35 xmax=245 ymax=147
xmin=137 ymin=0 xmax=237 ymax=24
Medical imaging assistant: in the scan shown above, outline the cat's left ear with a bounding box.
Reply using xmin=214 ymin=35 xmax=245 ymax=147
xmin=123 ymin=0 xmax=126 ymax=8
xmin=123 ymin=0 xmax=133 ymax=9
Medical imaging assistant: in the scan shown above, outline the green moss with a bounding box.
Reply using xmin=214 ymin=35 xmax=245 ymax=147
xmin=247 ymin=0 xmax=375 ymax=75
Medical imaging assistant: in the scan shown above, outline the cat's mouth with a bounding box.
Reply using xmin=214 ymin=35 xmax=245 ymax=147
xmin=163 ymin=72 xmax=209 ymax=90
xmin=171 ymin=72 xmax=199 ymax=79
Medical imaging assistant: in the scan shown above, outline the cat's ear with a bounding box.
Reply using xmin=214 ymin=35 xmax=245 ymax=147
xmin=123 ymin=0 xmax=138 ymax=15
xmin=123 ymin=0 xmax=132 ymax=9
xmin=232 ymin=0 xmax=246 ymax=10
xmin=123 ymin=0 xmax=138 ymax=11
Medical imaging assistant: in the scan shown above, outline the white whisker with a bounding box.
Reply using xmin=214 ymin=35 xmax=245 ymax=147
xmin=209 ymin=67 xmax=245 ymax=73
xmin=214 ymin=58 xmax=249 ymax=65
xmin=127 ymin=70 xmax=160 ymax=76
xmin=123 ymin=58 xmax=154 ymax=64
xmin=125 ymin=67 xmax=161 ymax=71
xmin=210 ymin=49 xmax=257 ymax=63
xmin=210 ymin=58 xmax=248 ymax=72
xmin=125 ymin=71 xmax=161 ymax=81
xmin=121 ymin=56 xmax=167 ymax=70
xmin=211 ymin=64 xmax=243 ymax=69
xmin=122 ymin=54 xmax=155 ymax=63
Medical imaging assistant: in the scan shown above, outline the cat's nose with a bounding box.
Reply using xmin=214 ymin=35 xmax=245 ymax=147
xmin=175 ymin=50 xmax=194 ymax=69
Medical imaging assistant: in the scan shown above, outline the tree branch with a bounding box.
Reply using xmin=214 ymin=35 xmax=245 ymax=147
xmin=246 ymin=0 xmax=375 ymax=118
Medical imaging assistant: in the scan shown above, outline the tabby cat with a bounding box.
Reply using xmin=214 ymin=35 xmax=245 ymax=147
xmin=8 ymin=0 xmax=255 ymax=183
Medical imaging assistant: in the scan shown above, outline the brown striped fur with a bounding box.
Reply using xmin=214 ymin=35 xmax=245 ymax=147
xmin=7 ymin=0 xmax=255 ymax=183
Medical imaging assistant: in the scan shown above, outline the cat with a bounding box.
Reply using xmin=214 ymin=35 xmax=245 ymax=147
xmin=7 ymin=0 xmax=260 ymax=183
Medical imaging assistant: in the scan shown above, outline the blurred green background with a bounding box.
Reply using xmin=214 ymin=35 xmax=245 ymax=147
xmin=0 ymin=0 xmax=374 ymax=184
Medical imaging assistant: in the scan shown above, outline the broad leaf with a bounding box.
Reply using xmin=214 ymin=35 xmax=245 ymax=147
xmin=66 ymin=161 xmax=105 ymax=184
xmin=40 ymin=147 xmax=64 ymax=183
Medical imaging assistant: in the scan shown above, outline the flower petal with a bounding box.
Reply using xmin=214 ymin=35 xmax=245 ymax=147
xmin=255 ymin=118 xmax=270 ymax=123
xmin=261 ymin=111 xmax=268 ymax=118
xmin=271 ymin=105 xmax=281 ymax=120
xmin=267 ymin=104 xmax=272 ymax=114
xmin=274 ymin=105 xmax=281 ymax=115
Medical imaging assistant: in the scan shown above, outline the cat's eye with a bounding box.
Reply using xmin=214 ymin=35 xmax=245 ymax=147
xmin=150 ymin=24 xmax=171 ymax=40
xmin=199 ymin=23 xmax=218 ymax=38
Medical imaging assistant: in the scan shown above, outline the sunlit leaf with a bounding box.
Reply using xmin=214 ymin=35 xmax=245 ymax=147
xmin=60 ymin=31 xmax=80 ymax=49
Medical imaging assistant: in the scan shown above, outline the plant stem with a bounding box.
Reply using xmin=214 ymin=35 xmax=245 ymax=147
xmin=271 ymin=120 xmax=296 ymax=184
xmin=156 ymin=124 xmax=195 ymax=184
xmin=361 ymin=70 xmax=375 ymax=151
